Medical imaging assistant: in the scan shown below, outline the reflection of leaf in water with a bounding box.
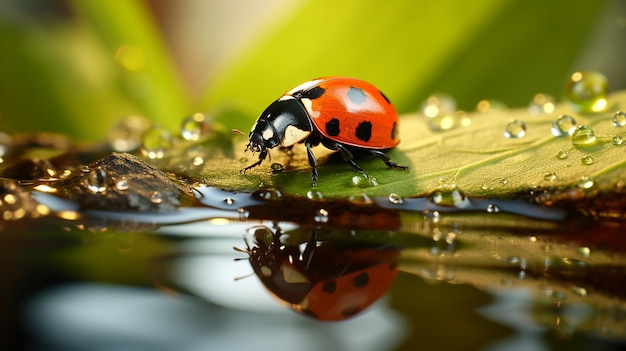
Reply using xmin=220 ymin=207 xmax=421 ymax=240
xmin=395 ymin=212 xmax=626 ymax=338
xmin=191 ymin=91 xmax=626 ymax=218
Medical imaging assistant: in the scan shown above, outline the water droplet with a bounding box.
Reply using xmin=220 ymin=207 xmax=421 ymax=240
xmin=192 ymin=156 xmax=204 ymax=166
xmin=351 ymin=173 xmax=377 ymax=187
xmin=388 ymin=193 xmax=403 ymax=204
xmin=254 ymin=188 xmax=282 ymax=200
xmin=150 ymin=191 xmax=163 ymax=204
xmin=571 ymin=286 xmax=588 ymax=297
xmin=477 ymin=100 xmax=507 ymax=114
xmin=564 ymin=71 xmax=608 ymax=113
xmin=612 ymin=111 xmax=626 ymax=127
xmin=224 ymin=197 xmax=235 ymax=205
xmin=108 ymin=116 xmax=151 ymax=152
xmin=314 ymin=208 xmax=329 ymax=223
xmin=528 ymin=93 xmax=556 ymax=114
xmin=578 ymin=176 xmax=594 ymax=189
xmin=504 ymin=120 xmax=526 ymax=138
xmin=85 ymin=168 xmax=107 ymax=194
xmin=270 ymin=163 xmax=284 ymax=173
xmin=556 ymin=149 xmax=569 ymax=159
xmin=576 ymin=246 xmax=591 ymax=258
xmin=581 ymin=155 xmax=595 ymax=165
xmin=499 ymin=178 xmax=508 ymax=185
xmin=115 ymin=178 xmax=129 ymax=191
xmin=419 ymin=94 xmax=457 ymax=118
xmin=571 ymin=125 xmax=597 ymax=148
xmin=427 ymin=114 xmax=460 ymax=131
xmin=551 ymin=115 xmax=577 ymax=136
xmin=141 ymin=126 xmax=173 ymax=159
xmin=612 ymin=135 xmax=624 ymax=146
xmin=486 ymin=204 xmax=500 ymax=213
xmin=431 ymin=189 xmax=470 ymax=208
xmin=543 ymin=172 xmax=558 ymax=182
xmin=181 ymin=113 xmax=210 ymax=141
xmin=306 ymin=190 xmax=323 ymax=200
xmin=237 ymin=207 xmax=250 ymax=219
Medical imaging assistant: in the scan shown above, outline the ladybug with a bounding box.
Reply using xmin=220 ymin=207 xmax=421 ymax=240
xmin=236 ymin=77 xmax=408 ymax=185
xmin=237 ymin=226 xmax=399 ymax=321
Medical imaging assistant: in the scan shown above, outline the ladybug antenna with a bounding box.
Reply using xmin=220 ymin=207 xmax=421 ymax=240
xmin=233 ymin=272 xmax=255 ymax=281
xmin=232 ymin=129 xmax=249 ymax=140
xmin=232 ymin=129 xmax=251 ymax=152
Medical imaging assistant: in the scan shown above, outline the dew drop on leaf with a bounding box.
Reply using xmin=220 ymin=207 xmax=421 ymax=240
xmin=581 ymin=155 xmax=595 ymax=165
xmin=563 ymin=71 xmax=608 ymax=113
xmin=477 ymin=99 xmax=507 ymax=114
xmin=419 ymin=94 xmax=457 ymax=118
xmin=108 ymin=115 xmax=150 ymax=152
xmin=543 ymin=172 xmax=558 ymax=181
xmin=578 ymin=176 xmax=594 ymax=189
xmin=115 ymin=178 xmax=129 ymax=191
xmin=528 ymin=93 xmax=556 ymax=114
xmin=576 ymin=246 xmax=591 ymax=258
xmin=388 ymin=193 xmax=403 ymax=204
xmin=571 ymin=125 xmax=597 ymax=147
xmin=306 ymin=190 xmax=323 ymax=200
xmin=613 ymin=111 xmax=626 ymax=127
xmin=504 ymin=119 xmax=526 ymax=138
xmin=181 ymin=113 xmax=210 ymax=141
xmin=556 ymin=149 xmax=569 ymax=159
xmin=551 ymin=114 xmax=577 ymax=136
xmin=150 ymin=191 xmax=163 ymax=204
xmin=270 ymin=163 xmax=284 ymax=173
xmin=85 ymin=168 xmax=108 ymax=194
xmin=613 ymin=135 xmax=624 ymax=145
xmin=141 ymin=126 xmax=173 ymax=159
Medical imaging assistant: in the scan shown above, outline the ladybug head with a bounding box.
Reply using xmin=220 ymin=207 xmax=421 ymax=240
xmin=247 ymin=97 xmax=313 ymax=153
xmin=247 ymin=119 xmax=280 ymax=154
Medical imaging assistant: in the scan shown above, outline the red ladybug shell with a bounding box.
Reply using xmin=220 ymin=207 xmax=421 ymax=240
xmin=286 ymin=77 xmax=400 ymax=149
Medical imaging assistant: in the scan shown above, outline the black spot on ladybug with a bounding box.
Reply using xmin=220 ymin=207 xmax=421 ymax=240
xmin=391 ymin=122 xmax=398 ymax=140
xmin=347 ymin=87 xmax=367 ymax=105
xmin=353 ymin=272 xmax=369 ymax=287
xmin=326 ymin=118 xmax=340 ymax=136
xmin=355 ymin=121 xmax=372 ymax=142
xmin=322 ymin=281 xmax=337 ymax=294
xmin=298 ymin=86 xmax=326 ymax=100
xmin=379 ymin=90 xmax=391 ymax=104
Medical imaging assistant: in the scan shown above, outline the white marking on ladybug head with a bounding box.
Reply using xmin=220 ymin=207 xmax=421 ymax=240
xmin=281 ymin=125 xmax=311 ymax=147
xmin=281 ymin=265 xmax=309 ymax=284
xmin=260 ymin=266 xmax=272 ymax=277
xmin=262 ymin=128 xmax=274 ymax=140
xmin=300 ymin=98 xmax=320 ymax=118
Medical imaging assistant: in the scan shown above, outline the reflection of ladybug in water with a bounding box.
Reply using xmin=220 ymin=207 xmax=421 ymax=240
xmin=235 ymin=77 xmax=408 ymax=185
xmin=238 ymin=226 xmax=399 ymax=321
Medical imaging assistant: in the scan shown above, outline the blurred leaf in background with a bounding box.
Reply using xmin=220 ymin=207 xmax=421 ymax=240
xmin=0 ymin=0 xmax=623 ymax=140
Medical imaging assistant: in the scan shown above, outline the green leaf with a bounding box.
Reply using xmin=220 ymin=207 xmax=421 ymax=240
xmin=173 ymin=90 xmax=626 ymax=207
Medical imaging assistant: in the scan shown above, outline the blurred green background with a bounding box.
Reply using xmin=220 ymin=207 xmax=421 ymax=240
xmin=0 ymin=0 xmax=624 ymax=141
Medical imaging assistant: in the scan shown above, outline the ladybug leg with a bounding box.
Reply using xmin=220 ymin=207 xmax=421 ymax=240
xmin=305 ymin=140 xmax=319 ymax=186
xmin=335 ymin=143 xmax=369 ymax=177
xmin=240 ymin=149 xmax=268 ymax=173
xmin=367 ymin=150 xmax=409 ymax=170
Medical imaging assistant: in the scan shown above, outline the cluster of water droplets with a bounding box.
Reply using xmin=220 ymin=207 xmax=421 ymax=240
xmin=0 ymin=181 xmax=50 ymax=223
xmin=108 ymin=112 xmax=214 ymax=161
